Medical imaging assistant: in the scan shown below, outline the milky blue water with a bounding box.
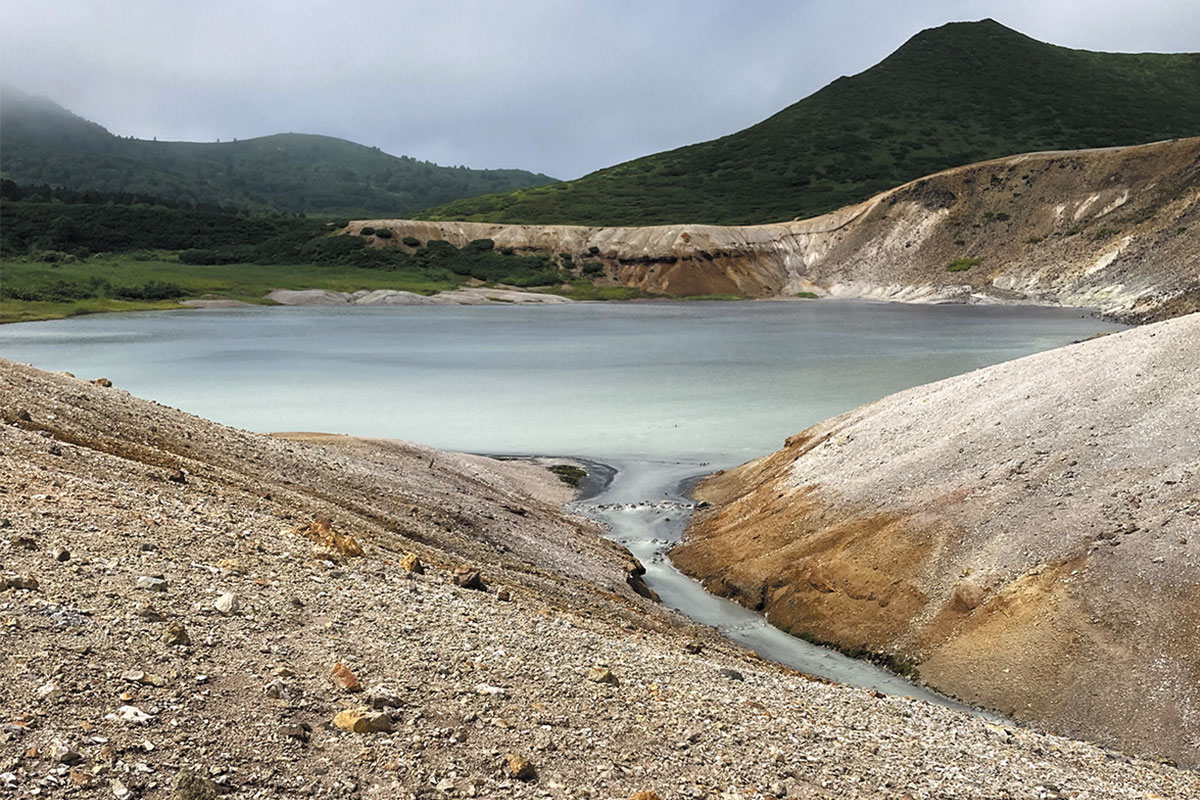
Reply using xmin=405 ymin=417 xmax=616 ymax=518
xmin=0 ymin=301 xmax=1121 ymax=463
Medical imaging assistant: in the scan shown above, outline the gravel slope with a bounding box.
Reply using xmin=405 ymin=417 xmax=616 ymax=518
xmin=1 ymin=359 xmax=1198 ymax=798
xmin=675 ymin=313 xmax=1200 ymax=768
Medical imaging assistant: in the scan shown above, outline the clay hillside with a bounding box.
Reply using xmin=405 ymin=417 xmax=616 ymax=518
xmin=673 ymin=312 xmax=1200 ymax=769
xmin=3 ymin=361 xmax=1199 ymax=798
xmin=351 ymin=137 xmax=1200 ymax=323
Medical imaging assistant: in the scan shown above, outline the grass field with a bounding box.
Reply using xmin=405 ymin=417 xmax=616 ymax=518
xmin=0 ymin=254 xmax=466 ymax=323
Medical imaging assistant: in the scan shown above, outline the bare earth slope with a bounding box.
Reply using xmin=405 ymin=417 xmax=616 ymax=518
xmin=355 ymin=138 xmax=1200 ymax=322
xmin=3 ymin=362 xmax=1199 ymax=797
xmin=674 ymin=313 xmax=1200 ymax=768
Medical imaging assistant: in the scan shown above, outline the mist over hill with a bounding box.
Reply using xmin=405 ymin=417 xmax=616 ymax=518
xmin=0 ymin=85 xmax=556 ymax=216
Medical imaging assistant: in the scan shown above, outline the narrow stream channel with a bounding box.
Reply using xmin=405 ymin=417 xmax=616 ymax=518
xmin=570 ymin=456 xmax=1000 ymax=718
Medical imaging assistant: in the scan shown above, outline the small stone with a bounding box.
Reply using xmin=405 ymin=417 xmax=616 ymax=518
xmin=136 ymin=575 xmax=168 ymax=592
xmin=116 ymin=705 xmax=153 ymax=725
xmin=333 ymin=707 xmax=392 ymax=733
xmin=272 ymin=666 xmax=296 ymax=678
xmin=214 ymin=592 xmax=239 ymax=616
xmin=278 ymin=721 xmax=311 ymax=742
xmin=330 ymin=662 xmax=363 ymax=692
xmin=170 ymin=767 xmax=218 ymax=800
xmin=52 ymin=547 xmax=70 ymax=562
xmin=92 ymin=377 xmax=113 ymax=388
xmin=718 ymin=668 xmax=745 ymax=682
xmin=162 ymin=623 xmax=190 ymax=646
xmin=367 ymin=686 xmax=403 ymax=710
xmin=49 ymin=740 xmax=82 ymax=764
xmin=10 ymin=535 xmax=36 ymax=550
xmin=134 ymin=604 xmax=164 ymax=621
xmin=121 ymin=670 xmax=167 ymax=687
xmin=586 ymin=666 xmax=619 ymax=686
xmin=452 ymin=566 xmax=485 ymax=591
xmin=507 ymin=753 xmax=537 ymax=781
xmin=683 ymin=641 xmax=703 ymax=654
xmin=5 ymin=573 xmax=38 ymax=591
xmin=36 ymin=681 xmax=63 ymax=701
xmin=167 ymin=468 xmax=188 ymax=484
xmin=112 ymin=778 xmax=131 ymax=798
xmin=630 ymin=793 xmax=663 ymax=800
xmin=496 ymin=588 xmax=512 ymax=602
xmin=399 ymin=552 xmax=424 ymax=574
xmin=263 ymin=679 xmax=293 ymax=701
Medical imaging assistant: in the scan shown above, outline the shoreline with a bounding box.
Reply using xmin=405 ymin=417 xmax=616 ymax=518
xmin=1 ymin=288 xmax=1115 ymax=327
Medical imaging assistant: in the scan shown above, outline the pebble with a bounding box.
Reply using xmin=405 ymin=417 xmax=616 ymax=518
xmin=330 ymin=662 xmax=363 ymax=692
xmin=213 ymin=591 xmax=239 ymax=615
xmin=587 ymin=666 xmax=620 ymax=686
xmin=400 ymin=552 xmax=424 ymax=574
xmin=36 ymin=681 xmax=63 ymax=701
xmin=162 ymin=623 xmax=190 ymax=646
xmin=170 ymin=768 xmax=218 ymax=800
xmin=452 ymin=566 xmax=485 ymax=590
xmin=507 ymin=753 xmax=537 ymax=781
xmin=333 ymin=708 xmax=393 ymax=733
xmin=136 ymin=575 xmax=168 ymax=592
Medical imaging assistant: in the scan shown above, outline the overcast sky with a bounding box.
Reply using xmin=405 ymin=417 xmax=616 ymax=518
xmin=2 ymin=0 xmax=1197 ymax=179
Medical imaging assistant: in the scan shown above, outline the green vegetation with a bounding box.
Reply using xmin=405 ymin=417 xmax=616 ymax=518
xmin=0 ymin=85 xmax=556 ymax=216
xmin=0 ymin=255 xmax=460 ymax=323
xmin=795 ymin=291 xmax=819 ymax=298
xmin=417 ymin=19 xmax=1200 ymax=226
xmin=947 ymin=256 xmax=982 ymax=272
xmin=547 ymin=464 xmax=588 ymax=487
xmin=0 ymin=187 xmax=602 ymax=322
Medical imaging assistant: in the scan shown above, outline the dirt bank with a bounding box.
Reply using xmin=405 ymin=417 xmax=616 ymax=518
xmin=354 ymin=138 xmax=1200 ymax=322
xmin=673 ymin=313 xmax=1200 ymax=768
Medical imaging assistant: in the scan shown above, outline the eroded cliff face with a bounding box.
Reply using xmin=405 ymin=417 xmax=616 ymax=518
xmin=351 ymin=138 xmax=1200 ymax=321
xmin=672 ymin=314 xmax=1200 ymax=766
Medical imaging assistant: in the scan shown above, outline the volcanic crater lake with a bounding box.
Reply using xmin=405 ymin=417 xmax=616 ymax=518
xmin=1 ymin=300 xmax=1125 ymax=707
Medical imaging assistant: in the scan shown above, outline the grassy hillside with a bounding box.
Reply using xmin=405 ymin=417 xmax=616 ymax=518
xmin=0 ymin=186 xmax=627 ymax=322
xmin=0 ymin=86 xmax=556 ymax=216
xmin=417 ymin=19 xmax=1200 ymax=226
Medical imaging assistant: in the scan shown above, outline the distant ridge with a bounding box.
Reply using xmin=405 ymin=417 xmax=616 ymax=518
xmin=0 ymin=85 xmax=556 ymax=216
xmin=417 ymin=19 xmax=1200 ymax=226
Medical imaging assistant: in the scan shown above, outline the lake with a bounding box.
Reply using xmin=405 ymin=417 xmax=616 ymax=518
xmin=0 ymin=300 xmax=1124 ymax=707
xmin=0 ymin=300 xmax=1122 ymax=462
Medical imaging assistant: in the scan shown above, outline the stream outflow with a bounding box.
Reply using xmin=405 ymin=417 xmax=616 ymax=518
xmin=570 ymin=456 xmax=998 ymax=719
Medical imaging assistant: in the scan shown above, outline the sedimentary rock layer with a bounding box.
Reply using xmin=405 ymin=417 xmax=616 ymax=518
xmin=673 ymin=313 xmax=1200 ymax=766
xmin=355 ymin=138 xmax=1200 ymax=321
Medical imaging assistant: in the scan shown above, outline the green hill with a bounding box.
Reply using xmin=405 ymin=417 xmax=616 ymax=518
xmin=417 ymin=19 xmax=1200 ymax=226
xmin=0 ymin=86 xmax=556 ymax=216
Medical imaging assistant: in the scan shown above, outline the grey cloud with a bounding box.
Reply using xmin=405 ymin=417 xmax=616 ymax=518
xmin=2 ymin=0 xmax=1197 ymax=179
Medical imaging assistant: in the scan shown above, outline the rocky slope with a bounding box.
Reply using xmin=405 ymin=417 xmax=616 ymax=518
xmin=673 ymin=313 xmax=1200 ymax=769
xmin=2 ymin=361 xmax=1199 ymax=797
xmin=352 ymin=137 xmax=1200 ymax=322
